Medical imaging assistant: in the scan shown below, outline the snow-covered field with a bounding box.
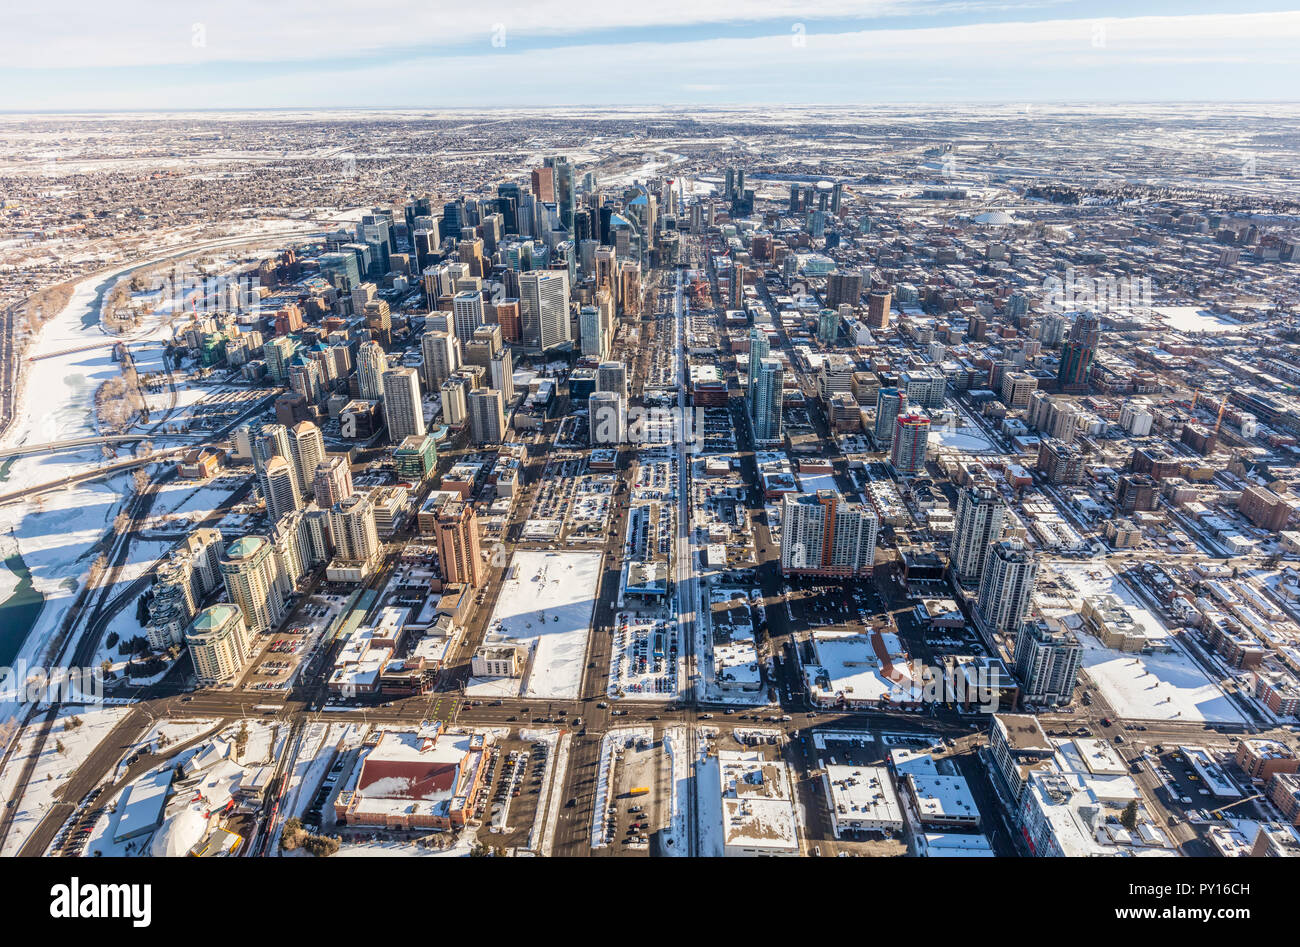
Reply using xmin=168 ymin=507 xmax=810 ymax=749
xmin=1042 ymin=561 xmax=1245 ymax=724
xmin=1152 ymin=306 xmax=1248 ymax=335
xmin=468 ymin=550 xmax=602 ymax=700
xmin=0 ymin=704 xmax=131 ymax=856
xmin=1077 ymin=641 xmax=1246 ymax=724
xmin=660 ymin=725 xmax=689 ymax=855
xmin=928 ymin=416 xmax=998 ymax=453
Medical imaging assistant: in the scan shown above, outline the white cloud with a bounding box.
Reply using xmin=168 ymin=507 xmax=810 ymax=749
xmin=8 ymin=0 xmax=1069 ymax=68
xmin=7 ymin=9 xmax=1297 ymax=108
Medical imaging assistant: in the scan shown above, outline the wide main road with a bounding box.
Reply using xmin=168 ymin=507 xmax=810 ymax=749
xmin=671 ymin=265 xmax=700 ymax=856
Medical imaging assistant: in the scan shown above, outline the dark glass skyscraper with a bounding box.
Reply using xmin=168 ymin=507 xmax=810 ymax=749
xmin=1056 ymin=312 xmax=1101 ymax=390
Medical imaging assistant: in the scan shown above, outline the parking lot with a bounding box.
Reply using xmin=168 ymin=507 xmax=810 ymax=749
xmin=599 ymin=736 xmax=661 ymax=854
xmin=479 ymin=735 xmax=553 ymax=848
xmin=240 ymin=593 xmax=344 ymax=693
xmin=609 ymin=613 xmax=679 ymax=699
xmin=50 ymin=786 xmax=107 ymax=857
xmin=173 ymin=385 xmax=268 ymax=433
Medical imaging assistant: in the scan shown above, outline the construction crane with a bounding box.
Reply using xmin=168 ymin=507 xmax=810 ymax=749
xmin=1212 ymin=398 xmax=1228 ymax=438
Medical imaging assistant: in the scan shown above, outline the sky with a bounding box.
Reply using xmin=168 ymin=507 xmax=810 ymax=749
xmin=2 ymin=1 xmax=1298 ymax=111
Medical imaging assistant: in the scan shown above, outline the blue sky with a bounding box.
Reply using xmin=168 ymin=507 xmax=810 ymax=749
xmin=2 ymin=1 xmax=1298 ymax=110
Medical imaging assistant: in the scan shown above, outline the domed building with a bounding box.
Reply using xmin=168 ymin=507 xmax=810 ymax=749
xmin=149 ymin=806 xmax=208 ymax=858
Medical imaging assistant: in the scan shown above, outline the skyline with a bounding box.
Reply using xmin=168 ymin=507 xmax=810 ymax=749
xmin=3 ymin=2 xmax=1299 ymax=110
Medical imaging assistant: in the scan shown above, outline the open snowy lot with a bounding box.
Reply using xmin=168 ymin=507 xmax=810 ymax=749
xmin=1042 ymin=561 xmax=1244 ymax=724
xmin=468 ymin=550 xmax=601 ymax=700
xmin=0 ymin=704 xmax=132 ymax=856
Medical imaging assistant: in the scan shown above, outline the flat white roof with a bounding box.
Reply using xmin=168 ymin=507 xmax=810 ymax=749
xmin=905 ymin=773 xmax=980 ymax=823
xmin=825 ymin=764 xmax=903 ymax=827
xmin=915 ymin=832 xmax=996 ymax=856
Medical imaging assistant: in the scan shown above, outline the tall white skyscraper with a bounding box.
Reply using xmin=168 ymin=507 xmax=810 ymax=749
xmin=519 ymin=270 xmax=571 ymax=352
xmin=220 ymin=535 xmax=289 ymax=635
xmin=330 ymin=492 xmax=381 ymax=565
xmin=977 ymin=538 xmax=1039 ymax=638
xmin=441 ymin=377 xmax=469 ymax=425
xmin=750 ymin=357 xmax=784 ymax=444
xmin=262 ymin=455 xmax=302 ymax=523
xmin=951 ymin=484 xmax=1006 ymax=585
xmin=252 ymin=422 xmax=303 ymax=517
xmin=382 ymin=367 xmax=425 ymax=442
xmin=290 ymin=421 xmax=325 ymax=501
xmin=589 ymin=391 xmax=625 ymax=445
xmin=420 ymin=329 xmax=461 ymax=392
xmin=185 ymin=604 xmax=254 ymax=686
xmin=357 ymin=340 xmax=388 ymax=400
xmin=452 ymin=290 xmax=486 ymax=343
xmin=1014 ymin=617 xmax=1082 ymax=706
xmin=779 ymin=490 xmax=878 ymax=576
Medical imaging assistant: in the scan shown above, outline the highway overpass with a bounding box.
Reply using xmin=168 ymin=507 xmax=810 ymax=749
xmin=0 ymin=433 xmax=202 ymax=461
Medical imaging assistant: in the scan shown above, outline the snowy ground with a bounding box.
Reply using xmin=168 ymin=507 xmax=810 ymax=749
xmin=928 ymin=414 xmax=998 ymax=454
xmin=334 ymin=831 xmax=478 ymax=857
xmin=1077 ymin=639 xmax=1246 ymax=724
xmin=232 ymin=719 xmax=280 ymax=766
xmin=1042 ymin=561 xmax=1245 ymax=724
xmin=468 ymin=550 xmax=602 ymax=701
xmin=0 ymin=704 xmax=131 ymax=856
xmin=139 ymin=475 xmax=243 ymax=532
xmin=660 ymin=725 xmax=689 ymax=856
xmin=694 ymin=753 xmax=723 ymax=858
xmin=1152 ymin=306 xmax=1249 ymax=335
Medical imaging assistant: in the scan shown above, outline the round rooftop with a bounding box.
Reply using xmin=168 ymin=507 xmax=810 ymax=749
xmin=225 ymin=535 xmax=266 ymax=560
